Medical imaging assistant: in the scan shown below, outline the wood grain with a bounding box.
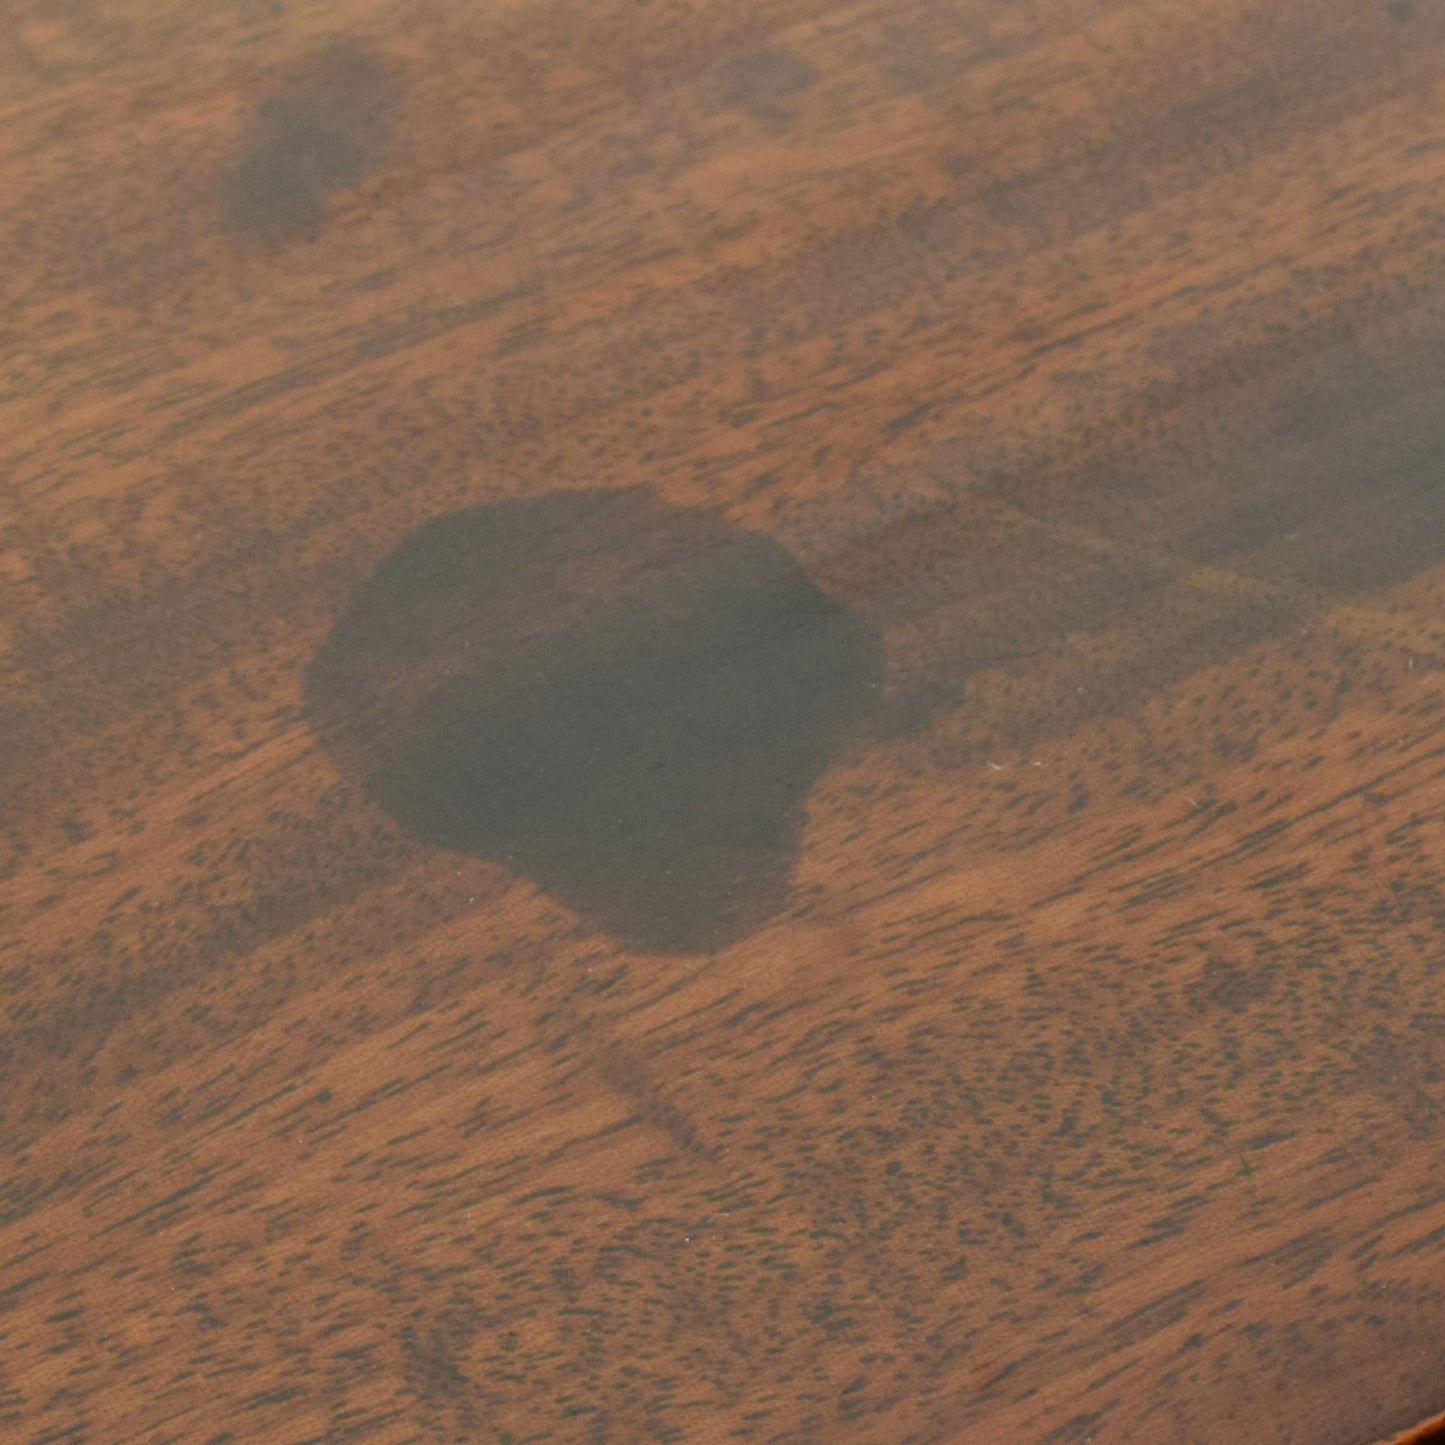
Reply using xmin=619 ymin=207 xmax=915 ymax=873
xmin=3 ymin=0 xmax=1445 ymax=1440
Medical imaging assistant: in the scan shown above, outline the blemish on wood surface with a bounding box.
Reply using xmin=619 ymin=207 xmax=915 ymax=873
xmin=2 ymin=0 xmax=1445 ymax=1440
xmin=226 ymin=39 xmax=394 ymax=242
xmin=708 ymin=45 xmax=821 ymax=130
xmin=306 ymin=487 xmax=880 ymax=951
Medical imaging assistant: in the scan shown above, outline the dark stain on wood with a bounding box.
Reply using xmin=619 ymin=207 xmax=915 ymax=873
xmin=8 ymin=1 xmax=1445 ymax=1440
xmin=1180 ymin=337 xmax=1445 ymax=591
xmin=226 ymin=39 xmax=394 ymax=241
xmin=305 ymin=487 xmax=881 ymax=951
xmin=708 ymin=45 xmax=820 ymax=129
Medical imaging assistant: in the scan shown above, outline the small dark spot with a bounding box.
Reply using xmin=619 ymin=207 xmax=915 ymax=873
xmin=306 ymin=488 xmax=881 ymax=952
xmin=1387 ymin=0 xmax=1416 ymax=20
xmin=709 ymin=46 xmax=819 ymax=129
xmin=226 ymin=39 xmax=394 ymax=241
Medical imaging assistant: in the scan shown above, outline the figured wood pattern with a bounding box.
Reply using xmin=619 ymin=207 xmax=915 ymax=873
xmin=2 ymin=0 xmax=1445 ymax=1441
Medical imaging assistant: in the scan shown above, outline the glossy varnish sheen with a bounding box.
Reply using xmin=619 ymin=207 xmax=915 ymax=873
xmin=2 ymin=1 xmax=1445 ymax=1442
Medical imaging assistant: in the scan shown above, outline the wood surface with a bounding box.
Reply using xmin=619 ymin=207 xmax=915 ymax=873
xmin=3 ymin=0 xmax=1445 ymax=1441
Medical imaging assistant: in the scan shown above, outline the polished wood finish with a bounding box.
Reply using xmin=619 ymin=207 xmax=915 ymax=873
xmin=3 ymin=0 xmax=1445 ymax=1441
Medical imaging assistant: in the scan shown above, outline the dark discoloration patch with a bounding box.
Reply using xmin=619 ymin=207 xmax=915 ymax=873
xmin=1180 ymin=337 xmax=1445 ymax=592
xmin=227 ymin=39 xmax=394 ymax=241
xmin=709 ymin=46 xmax=819 ymax=129
xmin=305 ymin=489 xmax=881 ymax=953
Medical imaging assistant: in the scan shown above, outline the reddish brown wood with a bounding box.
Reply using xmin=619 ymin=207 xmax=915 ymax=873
xmin=2 ymin=0 xmax=1445 ymax=1441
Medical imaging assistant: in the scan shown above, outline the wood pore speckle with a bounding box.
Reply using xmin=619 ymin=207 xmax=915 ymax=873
xmin=2 ymin=1 xmax=1445 ymax=1442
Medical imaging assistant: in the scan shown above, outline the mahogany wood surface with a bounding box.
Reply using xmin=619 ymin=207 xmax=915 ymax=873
xmin=3 ymin=0 xmax=1445 ymax=1441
